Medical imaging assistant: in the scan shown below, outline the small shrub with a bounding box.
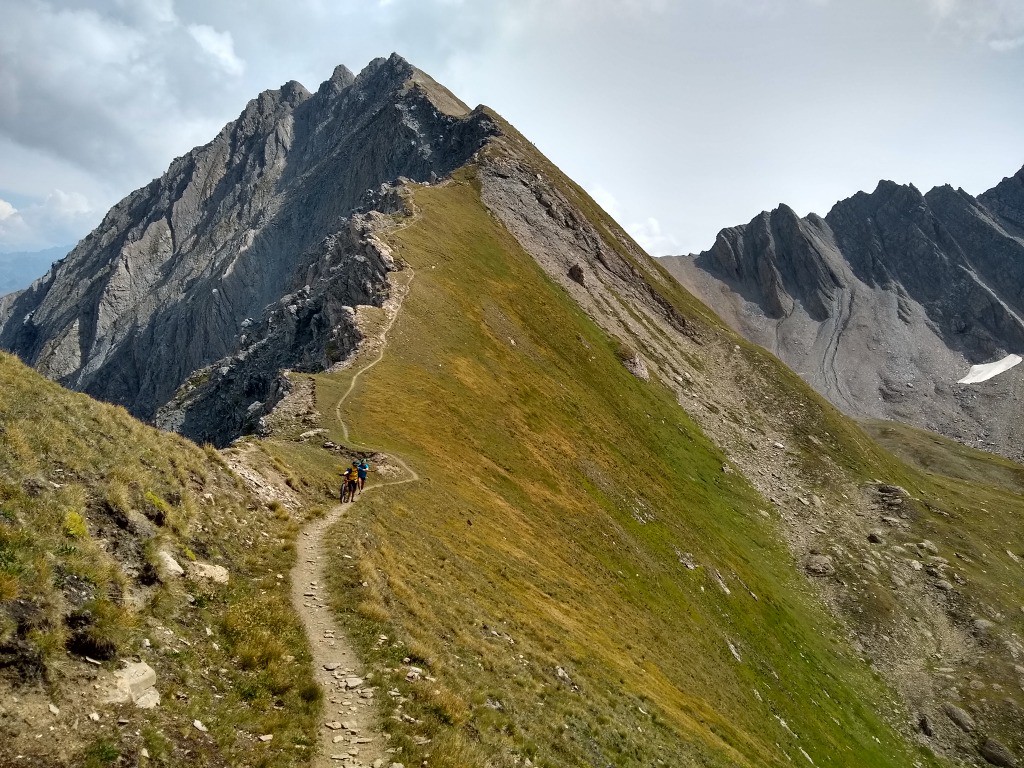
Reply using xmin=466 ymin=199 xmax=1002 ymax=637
xmin=82 ymin=738 xmax=120 ymax=767
xmin=266 ymin=660 xmax=295 ymax=696
xmin=238 ymin=679 xmax=262 ymax=702
xmin=63 ymin=511 xmax=87 ymax=538
xmin=203 ymin=442 xmax=226 ymax=467
xmin=269 ymin=500 xmax=289 ymax=520
xmin=56 ymin=541 xmax=77 ymax=557
xmin=298 ymin=680 xmax=322 ymax=704
xmin=356 ymin=600 xmax=391 ymax=623
xmin=30 ymin=626 xmax=67 ymax=662
xmin=66 ymin=598 xmax=135 ymax=661
xmin=428 ymin=684 xmax=469 ymax=725
xmin=613 ymin=337 xmax=637 ymax=362
xmin=405 ymin=639 xmax=435 ymax=668
xmin=237 ymin=635 xmax=287 ymax=670
xmin=66 ymin=627 xmax=117 ymax=661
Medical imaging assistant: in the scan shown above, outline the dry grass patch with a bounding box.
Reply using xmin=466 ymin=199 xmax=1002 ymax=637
xmin=0 ymin=352 xmax=320 ymax=767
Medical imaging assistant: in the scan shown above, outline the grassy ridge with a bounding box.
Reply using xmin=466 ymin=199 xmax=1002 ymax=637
xmin=0 ymin=351 xmax=320 ymax=767
xmin=292 ymin=173 xmax=942 ymax=767
xmin=865 ymin=418 xmax=1024 ymax=493
xmin=482 ymin=118 xmax=1024 ymax=759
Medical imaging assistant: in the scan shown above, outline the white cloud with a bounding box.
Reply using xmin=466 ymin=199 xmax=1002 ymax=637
xmin=587 ymin=185 xmax=679 ymax=255
xmin=989 ymin=35 xmax=1024 ymax=51
xmin=587 ymin=184 xmax=624 ymax=221
xmin=187 ymin=24 xmax=245 ymax=77
xmin=0 ymin=209 xmax=30 ymax=249
xmin=0 ymin=1 xmax=237 ymax=181
xmin=44 ymin=189 xmax=92 ymax=218
xmin=628 ymin=217 xmax=679 ymax=257
xmin=117 ymin=0 xmax=178 ymax=27
xmin=0 ymin=0 xmax=1021 ymax=262
xmin=0 ymin=189 xmax=94 ymax=251
xmin=922 ymin=0 xmax=1024 ymax=50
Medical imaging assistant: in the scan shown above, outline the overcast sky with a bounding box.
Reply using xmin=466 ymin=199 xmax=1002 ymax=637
xmin=0 ymin=0 xmax=1022 ymax=259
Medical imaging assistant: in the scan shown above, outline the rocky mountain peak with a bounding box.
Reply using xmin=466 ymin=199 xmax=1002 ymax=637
xmin=354 ymin=52 xmax=414 ymax=86
xmin=230 ymin=79 xmax=311 ymax=142
xmin=666 ymin=162 xmax=1024 ymax=459
xmin=320 ymin=64 xmax=357 ymax=95
xmin=980 ymin=162 xmax=1024 ymax=233
xmin=279 ymin=79 xmax=312 ymax=102
xmin=771 ymin=202 xmax=800 ymax=219
xmin=834 ymin=179 xmax=924 ymax=218
xmin=0 ymin=55 xmax=500 ymax=444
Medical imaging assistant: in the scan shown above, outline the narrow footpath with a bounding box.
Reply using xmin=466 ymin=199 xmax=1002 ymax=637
xmin=290 ymin=268 xmax=417 ymax=768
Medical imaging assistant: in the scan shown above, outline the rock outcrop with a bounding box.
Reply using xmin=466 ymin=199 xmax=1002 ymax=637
xmin=665 ymin=166 xmax=1024 ymax=458
xmin=0 ymin=54 xmax=497 ymax=444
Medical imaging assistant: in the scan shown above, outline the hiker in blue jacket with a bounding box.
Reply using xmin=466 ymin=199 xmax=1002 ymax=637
xmin=357 ymin=459 xmax=370 ymax=490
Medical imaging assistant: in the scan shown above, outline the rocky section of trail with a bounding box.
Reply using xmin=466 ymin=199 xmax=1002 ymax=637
xmin=223 ymin=444 xmax=393 ymax=768
xmin=292 ymin=511 xmax=389 ymax=768
xmin=665 ymin=166 xmax=1024 ymax=460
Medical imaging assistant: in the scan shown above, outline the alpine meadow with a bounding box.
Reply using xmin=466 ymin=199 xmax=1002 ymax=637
xmin=1 ymin=53 xmax=1023 ymax=768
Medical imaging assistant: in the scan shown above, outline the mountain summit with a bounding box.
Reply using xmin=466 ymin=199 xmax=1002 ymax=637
xmin=0 ymin=54 xmax=495 ymax=444
xmin=665 ymin=166 xmax=1024 ymax=458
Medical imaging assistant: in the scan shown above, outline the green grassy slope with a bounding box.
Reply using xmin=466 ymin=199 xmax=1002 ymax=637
xmin=0 ymin=351 xmax=320 ymax=767
xmin=499 ymin=113 xmax=1024 ymax=764
xmin=860 ymin=419 xmax=1024 ymax=708
xmin=865 ymin=418 xmax=1024 ymax=493
xmin=282 ymin=173 xmax=944 ymax=767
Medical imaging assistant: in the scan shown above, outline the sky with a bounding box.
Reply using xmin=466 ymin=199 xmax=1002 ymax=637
xmin=0 ymin=0 xmax=1022 ymax=259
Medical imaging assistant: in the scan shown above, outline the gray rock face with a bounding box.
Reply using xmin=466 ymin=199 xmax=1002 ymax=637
xmin=944 ymin=702 xmax=976 ymax=733
xmin=0 ymin=54 xmax=497 ymax=444
xmin=154 ymin=199 xmax=403 ymax=444
xmin=804 ymin=554 xmax=836 ymax=577
xmin=665 ymin=167 xmax=1024 ymax=458
xmin=980 ymin=738 xmax=1019 ymax=768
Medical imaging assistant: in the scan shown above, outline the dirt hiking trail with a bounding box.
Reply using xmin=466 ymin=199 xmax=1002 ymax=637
xmin=291 ymin=264 xmax=418 ymax=768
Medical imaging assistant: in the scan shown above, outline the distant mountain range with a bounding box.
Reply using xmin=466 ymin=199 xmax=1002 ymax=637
xmin=665 ymin=164 xmax=1024 ymax=458
xmin=0 ymin=246 xmax=68 ymax=294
